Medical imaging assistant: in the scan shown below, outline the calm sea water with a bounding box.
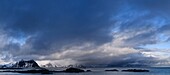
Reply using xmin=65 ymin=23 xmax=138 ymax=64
xmin=0 ymin=67 xmax=170 ymax=75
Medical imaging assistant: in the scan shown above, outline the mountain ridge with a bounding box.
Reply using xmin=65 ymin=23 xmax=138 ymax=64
xmin=0 ymin=59 xmax=40 ymax=68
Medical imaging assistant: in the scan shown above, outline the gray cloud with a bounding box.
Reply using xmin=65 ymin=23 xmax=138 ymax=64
xmin=0 ymin=0 xmax=170 ymax=66
xmin=0 ymin=0 xmax=123 ymax=55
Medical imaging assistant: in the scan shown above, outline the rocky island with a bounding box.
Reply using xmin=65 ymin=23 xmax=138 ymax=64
xmin=105 ymin=69 xmax=119 ymax=71
xmin=122 ymin=69 xmax=149 ymax=72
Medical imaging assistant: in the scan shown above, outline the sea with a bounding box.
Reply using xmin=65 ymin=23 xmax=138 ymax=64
xmin=0 ymin=67 xmax=170 ymax=75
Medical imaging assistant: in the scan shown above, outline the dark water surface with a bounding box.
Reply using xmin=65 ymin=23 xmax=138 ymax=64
xmin=0 ymin=67 xmax=170 ymax=75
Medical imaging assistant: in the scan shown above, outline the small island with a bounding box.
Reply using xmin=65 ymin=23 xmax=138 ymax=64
xmin=122 ymin=69 xmax=149 ymax=72
xmin=105 ymin=69 xmax=119 ymax=72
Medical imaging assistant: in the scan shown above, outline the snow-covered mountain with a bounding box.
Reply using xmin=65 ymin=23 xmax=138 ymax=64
xmin=12 ymin=59 xmax=40 ymax=68
xmin=0 ymin=59 xmax=40 ymax=68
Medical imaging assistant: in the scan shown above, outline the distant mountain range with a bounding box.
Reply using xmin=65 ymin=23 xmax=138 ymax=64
xmin=41 ymin=63 xmax=149 ymax=68
xmin=41 ymin=63 xmax=108 ymax=68
xmin=0 ymin=59 xmax=149 ymax=69
xmin=0 ymin=59 xmax=40 ymax=68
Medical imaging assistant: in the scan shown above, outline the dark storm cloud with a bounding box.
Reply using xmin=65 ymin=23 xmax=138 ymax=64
xmin=0 ymin=0 xmax=124 ymax=55
xmin=129 ymin=0 xmax=170 ymax=10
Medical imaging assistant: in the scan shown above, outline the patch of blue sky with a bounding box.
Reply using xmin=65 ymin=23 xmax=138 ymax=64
xmin=147 ymin=16 xmax=168 ymax=28
xmin=8 ymin=33 xmax=27 ymax=46
xmin=158 ymin=34 xmax=169 ymax=42
xmin=141 ymin=41 xmax=170 ymax=50
xmin=10 ymin=37 xmax=26 ymax=46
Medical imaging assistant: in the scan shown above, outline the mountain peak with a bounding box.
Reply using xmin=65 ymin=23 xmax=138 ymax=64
xmin=12 ymin=59 xmax=40 ymax=68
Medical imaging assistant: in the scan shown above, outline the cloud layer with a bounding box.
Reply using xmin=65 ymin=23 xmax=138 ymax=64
xmin=0 ymin=0 xmax=170 ymax=67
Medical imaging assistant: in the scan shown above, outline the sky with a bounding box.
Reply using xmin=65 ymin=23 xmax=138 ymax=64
xmin=0 ymin=0 xmax=170 ymax=67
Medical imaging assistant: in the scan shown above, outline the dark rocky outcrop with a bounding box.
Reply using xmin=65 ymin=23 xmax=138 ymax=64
xmin=64 ymin=68 xmax=85 ymax=73
xmin=122 ymin=69 xmax=149 ymax=72
xmin=105 ymin=69 xmax=119 ymax=71
xmin=86 ymin=70 xmax=92 ymax=72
